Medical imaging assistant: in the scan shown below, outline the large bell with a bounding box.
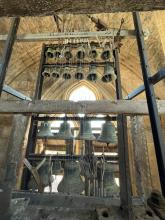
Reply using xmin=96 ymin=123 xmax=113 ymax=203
xmin=76 ymin=120 xmax=96 ymax=140
xmin=97 ymin=162 xmax=119 ymax=197
xmin=76 ymin=46 xmax=85 ymax=60
xmin=97 ymin=121 xmax=117 ymax=144
xmin=64 ymin=47 xmax=72 ymax=60
xmin=45 ymin=47 xmax=54 ymax=58
xmin=102 ymin=63 xmax=116 ymax=83
xmin=62 ymin=67 xmax=71 ymax=80
xmin=101 ymin=44 xmax=111 ymax=60
xmin=51 ymin=67 xmax=60 ymax=79
xmin=75 ymin=66 xmax=84 ymax=80
xmin=42 ymin=67 xmax=51 ymax=77
xmin=87 ymin=64 xmax=98 ymax=82
xmin=52 ymin=160 xmax=63 ymax=175
xmin=37 ymin=121 xmax=54 ymax=138
xmin=89 ymin=45 xmax=98 ymax=59
xmin=56 ymin=121 xmax=74 ymax=140
xmin=58 ymin=161 xmax=84 ymax=194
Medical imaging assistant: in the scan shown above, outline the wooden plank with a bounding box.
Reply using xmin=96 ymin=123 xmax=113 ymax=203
xmin=0 ymin=100 xmax=165 ymax=115
xmin=0 ymin=0 xmax=164 ymax=16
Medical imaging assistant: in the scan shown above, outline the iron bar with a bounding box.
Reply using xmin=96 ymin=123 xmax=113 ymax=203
xmin=35 ymin=116 xmax=117 ymax=121
xmin=133 ymin=12 xmax=165 ymax=196
xmin=125 ymin=68 xmax=165 ymax=100
xmin=0 ymin=18 xmax=20 ymax=96
xmin=114 ymin=48 xmax=133 ymax=219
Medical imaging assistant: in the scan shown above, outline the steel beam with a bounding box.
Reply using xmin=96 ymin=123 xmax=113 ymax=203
xmin=125 ymin=68 xmax=165 ymax=100
xmin=114 ymin=49 xmax=133 ymax=219
xmin=133 ymin=12 xmax=165 ymax=196
xmin=0 ymin=30 xmax=142 ymax=42
xmin=0 ymin=18 xmax=20 ymax=96
xmin=3 ymin=84 xmax=32 ymax=101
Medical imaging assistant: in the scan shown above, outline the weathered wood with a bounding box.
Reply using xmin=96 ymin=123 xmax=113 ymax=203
xmin=5 ymin=115 xmax=29 ymax=189
xmin=0 ymin=100 xmax=165 ymax=115
xmin=0 ymin=0 xmax=164 ymax=16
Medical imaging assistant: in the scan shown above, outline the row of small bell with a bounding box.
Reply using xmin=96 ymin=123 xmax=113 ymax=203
xmin=45 ymin=45 xmax=111 ymax=61
xmin=42 ymin=62 xmax=116 ymax=83
xmin=38 ymin=120 xmax=117 ymax=144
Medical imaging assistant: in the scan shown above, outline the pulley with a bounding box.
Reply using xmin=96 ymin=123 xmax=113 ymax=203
xmin=45 ymin=47 xmax=54 ymax=58
xmin=102 ymin=62 xmax=116 ymax=83
xmin=75 ymin=66 xmax=84 ymax=80
xmin=58 ymin=161 xmax=84 ymax=194
xmin=42 ymin=67 xmax=51 ymax=77
xmin=37 ymin=121 xmax=54 ymax=138
xmin=97 ymin=121 xmax=117 ymax=144
xmin=51 ymin=67 xmax=60 ymax=79
xmin=62 ymin=67 xmax=71 ymax=80
xmin=87 ymin=64 xmax=98 ymax=82
xmin=64 ymin=47 xmax=72 ymax=60
xmin=101 ymin=44 xmax=111 ymax=60
xmin=89 ymin=45 xmax=98 ymax=59
xmin=76 ymin=46 xmax=85 ymax=60
xmin=76 ymin=120 xmax=96 ymax=140
xmin=56 ymin=121 xmax=74 ymax=140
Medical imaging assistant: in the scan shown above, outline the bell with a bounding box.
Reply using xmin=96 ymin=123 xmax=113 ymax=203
xmin=101 ymin=44 xmax=111 ymax=60
xmin=56 ymin=121 xmax=74 ymax=140
xmin=58 ymin=161 xmax=84 ymax=194
xmin=102 ymin=63 xmax=116 ymax=83
xmin=75 ymin=66 xmax=84 ymax=80
xmin=97 ymin=121 xmax=117 ymax=144
xmin=62 ymin=67 xmax=71 ymax=80
xmin=54 ymin=47 xmax=61 ymax=58
xmin=37 ymin=121 xmax=54 ymax=138
xmin=52 ymin=160 xmax=63 ymax=175
xmin=77 ymin=46 xmax=85 ymax=60
xmin=42 ymin=67 xmax=51 ymax=77
xmin=97 ymin=162 xmax=119 ymax=197
xmin=51 ymin=67 xmax=60 ymax=79
xmin=76 ymin=120 xmax=96 ymax=140
xmin=64 ymin=47 xmax=72 ymax=60
xmin=87 ymin=64 xmax=98 ymax=82
xmin=89 ymin=45 xmax=98 ymax=59
xmin=45 ymin=47 xmax=54 ymax=58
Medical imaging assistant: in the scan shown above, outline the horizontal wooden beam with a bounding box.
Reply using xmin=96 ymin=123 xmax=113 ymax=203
xmin=0 ymin=100 xmax=165 ymax=115
xmin=0 ymin=0 xmax=164 ymax=16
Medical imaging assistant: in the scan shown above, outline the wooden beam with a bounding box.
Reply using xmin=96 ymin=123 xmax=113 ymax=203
xmin=0 ymin=0 xmax=164 ymax=16
xmin=0 ymin=100 xmax=165 ymax=115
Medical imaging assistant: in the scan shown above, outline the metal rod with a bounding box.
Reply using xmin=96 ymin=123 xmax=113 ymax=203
xmin=114 ymin=48 xmax=133 ymax=219
xmin=35 ymin=116 xmax=117 ymax=121
xmin=43 ymin=62 xmax=114 ymax=68
xmin=133 ymin=12 xmax=165 ymax=196
xmin=125 ymin=68 xmax=165 ymax=100
xmin=3 ymin=84 xmax=32 ymax=101
xmin=0 ymin=30 xmax=139 ymax=42
xmin=0 ymin=18 xmax=20 ymax=96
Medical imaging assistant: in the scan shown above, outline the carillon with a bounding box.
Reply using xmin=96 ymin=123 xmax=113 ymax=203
xmin=37 ymin=121 xmax=53 ymax=138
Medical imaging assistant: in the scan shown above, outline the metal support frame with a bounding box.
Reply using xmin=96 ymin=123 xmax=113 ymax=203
xmin=35 ymin=116 xmax=117 ymax=121
xmin=133 ymin=12 xmax=165 ymax=196
xmin=125 ymin=68 xmax=165 ymax=100
xmin=114 ymin=49 xmax=133 ymax=219
xmin=0 ymin=18 xmax=20 ymax=96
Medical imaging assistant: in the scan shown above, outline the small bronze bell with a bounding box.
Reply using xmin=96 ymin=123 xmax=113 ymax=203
xmin=101 ymin=44 xmax=111 ymax=60
xmin=52 ymin=160 xmax=63 ymax=175
xmin=87 ymin=64 xmax=98 ymax=82
xmin=51 ymin=67 xmax=60 ymax=79
xmin=97 ymin=162 xmax=119 ymax=197
xmin=62 ymin=67 xmax=71 ymax=80
xmin=42 ymin=67 xmax=51 ymax=77
xmin=37 ymin=121 xmax=54 ymax=138
xmin=102 ymin=63 xmax=116 ymax=83
xmin=64 ymin=47 xmax=72 ymax=60
xmin=77 ymin=46 xmax=85 ymax=60
xmin=45 ymin=47 xmax=54 ymax=58
xmin=97 ymin=121 xmax=117 ymax=144
xmin=54 ymin=48 xmax=61 ymax=58
xmin=76 ymin=120 xmax=96 ymax=140
xmin=75 ymin=66 xmax=84 ymax=80
xmin=56 ymin=121 xmax=74 ymax=140
xmin=89 ymin=45 xmax=98 ymax=59
xmin=58 ymin=161 xmax=84 ymax=194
